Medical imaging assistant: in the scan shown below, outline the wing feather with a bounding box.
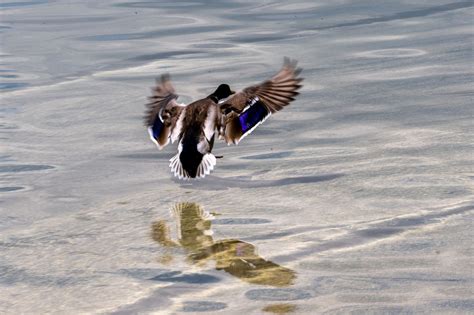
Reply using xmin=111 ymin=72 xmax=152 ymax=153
xmin=220 ymin=57 xmax=303 ymax=144
xmin=144 ymin=74 xmax=186 ymax=149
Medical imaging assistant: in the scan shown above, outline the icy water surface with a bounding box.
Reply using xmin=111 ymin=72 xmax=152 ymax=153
xmin=1 ymin=0 xmax=473 ymax=314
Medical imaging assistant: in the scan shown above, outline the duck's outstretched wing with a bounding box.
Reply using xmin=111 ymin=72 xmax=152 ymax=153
xmin=144 ymin=74 xmax=186 ymax=149
xmin=220 ymin=57 xmax=303 ymax=145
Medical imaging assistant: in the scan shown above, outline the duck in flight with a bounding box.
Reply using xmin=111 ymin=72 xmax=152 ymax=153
xmin=144 ymin=57 xmax=303 ymax=179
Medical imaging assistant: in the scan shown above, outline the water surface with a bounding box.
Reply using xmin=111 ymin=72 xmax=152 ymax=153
xmin=0 ymin=0 xmax=473 ymax=314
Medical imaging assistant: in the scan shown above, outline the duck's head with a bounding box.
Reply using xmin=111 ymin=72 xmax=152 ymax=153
xmin=210 ymin=84 xmax=235 ymax=102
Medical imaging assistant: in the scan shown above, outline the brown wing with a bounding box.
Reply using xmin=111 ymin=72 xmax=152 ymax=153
xmin=144 ymin=74 xmax=186 ymax=149
xmin=220 ymin=57 xmax=303 ymax=144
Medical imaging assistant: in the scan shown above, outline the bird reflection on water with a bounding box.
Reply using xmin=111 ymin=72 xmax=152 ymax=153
xmin=151 ymin=202 xmax=296 ymax=287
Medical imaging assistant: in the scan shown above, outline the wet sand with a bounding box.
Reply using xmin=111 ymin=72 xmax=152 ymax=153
xmin=1 ymin=1 xmax=473 ymax=314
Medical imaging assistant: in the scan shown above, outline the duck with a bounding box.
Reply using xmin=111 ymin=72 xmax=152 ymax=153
xmin=144 ymin=57 xmax=303 ymax=180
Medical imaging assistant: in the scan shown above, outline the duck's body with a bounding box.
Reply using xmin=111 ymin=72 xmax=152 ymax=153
xmin=145 ymin=58 xmax=303 ymax=179
xmin=171 ymin=98 xmax=219 ymax=179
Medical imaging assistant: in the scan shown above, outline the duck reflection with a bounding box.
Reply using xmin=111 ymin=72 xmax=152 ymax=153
xmin=151 ymin=202 xmax=296 ymax=287
xmin=262 ymin=304 xmax=297 ymax=314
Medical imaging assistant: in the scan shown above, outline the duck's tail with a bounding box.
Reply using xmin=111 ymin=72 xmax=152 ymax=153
xmin=169 ymin=152 xmax=216 ymax=180
xmin=169 ymin=153 xmax=187 ymax=179
xmin=197 ymin=153 xmax=217 ymax=178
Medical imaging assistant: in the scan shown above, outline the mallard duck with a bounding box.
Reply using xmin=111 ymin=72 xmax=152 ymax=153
xmin=144 ymin=57 xmax=303 ymax=179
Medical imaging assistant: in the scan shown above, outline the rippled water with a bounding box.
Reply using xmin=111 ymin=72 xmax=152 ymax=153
xmin=1 ymin=0 xmax=473 ymax=314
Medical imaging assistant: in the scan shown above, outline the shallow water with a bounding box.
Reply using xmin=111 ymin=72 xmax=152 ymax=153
xmin=1 ymin=0 xmax=473 ymax=314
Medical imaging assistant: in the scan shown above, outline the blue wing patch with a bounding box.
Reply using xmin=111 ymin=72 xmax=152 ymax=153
xmin=238 ymin=97 xmax=270 ymax=137
xmin=148 ymin=110 xmax=165 ymax=146
xmin=150 ymin=113 xmax=164 ymax=140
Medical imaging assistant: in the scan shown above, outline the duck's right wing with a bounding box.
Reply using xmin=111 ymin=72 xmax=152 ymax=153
xmin=144 ymin=74 xmax=187 ymax=149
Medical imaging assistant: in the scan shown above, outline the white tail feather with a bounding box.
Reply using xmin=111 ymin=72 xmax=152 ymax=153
xmin=169 ymin=153 xmax=217 ymax=179
xmin=169 ymin=153 xmax=188 ymax=180
xmin=196 ymin=153 xmax=216 ymax=178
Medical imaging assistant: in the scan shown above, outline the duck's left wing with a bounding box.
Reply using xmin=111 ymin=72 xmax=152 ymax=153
xmin=144 ymin=74 xmax=186 ymax=149
xmin=220 ymin=57 xmax=303 ymax=145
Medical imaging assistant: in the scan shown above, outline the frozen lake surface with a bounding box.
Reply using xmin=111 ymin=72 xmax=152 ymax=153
xmin=1 ymin=0 xmax=473 ymax=314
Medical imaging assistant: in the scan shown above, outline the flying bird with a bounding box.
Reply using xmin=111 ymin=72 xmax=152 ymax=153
xmin=144 ymin=57 xmax=303 ymax=179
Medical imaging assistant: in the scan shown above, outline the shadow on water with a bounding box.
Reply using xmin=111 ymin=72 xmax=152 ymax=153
xmin=0 ymin=0 xmax=48 ymax=9
xmin=0 ymin=164 xmax=55 ymax=173
xmin=311 ymin=1 xmax=473 ymax=30
xmin=0 ymin=186 xmax=24 ymax=192
xmin=151 ymin=202 xmax=296 ymax=287
xmin=80 ymin=25 xmax=236 ymax=42
xmin=0 ymin=82 xmax=29 ymax=91
xmin=127 ymin=50 xmax=202 ymax=62
xmin=175 ymin=173 xmax=344 ymax=190
xmin=114 ymin=0 xmax=242 ymax=10
xmin=276 ymin=203 xmax=474 ymax=263
xmin=0 ymin=67 xmax=28 ymax=91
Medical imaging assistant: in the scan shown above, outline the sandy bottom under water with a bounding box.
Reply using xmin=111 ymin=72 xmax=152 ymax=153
xmin=1 ymin=0 xmax=473 ymax=313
